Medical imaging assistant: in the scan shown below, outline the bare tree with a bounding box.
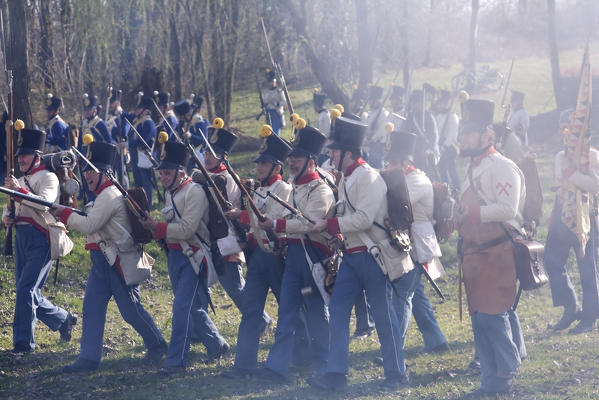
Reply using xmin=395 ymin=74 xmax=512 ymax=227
xmin=7 ymin=0 xmax=32 ymax=127
xmin=547 ymin=0 xmax=563 ymax=109
xmin=38 ymin=0 xmax=54 ymax=90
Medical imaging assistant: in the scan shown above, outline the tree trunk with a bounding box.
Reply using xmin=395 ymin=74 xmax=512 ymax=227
xmin=547 ymin=0 xmax=563 ymax=109
xmin=278 ymin=0 xmax=349 ymax=106
xmin=355 ymin=0 xmax=372 ymax=93
xmin=400 ymin=0 xmax=410 ymax=92
xmin=467 ymin=0 xmax=479 ymax=91
xmin=38 ymin=0 xmax=54 ymax=90
xmin=7 ymin=0 xmax=32 ymax=127
xmin=60 ymin=0 xmax=73 ymax=90
xmin=169 ymin=11 xmax=182 ymax=100
xmin=423 ymin=0 xmax=435 ymax=67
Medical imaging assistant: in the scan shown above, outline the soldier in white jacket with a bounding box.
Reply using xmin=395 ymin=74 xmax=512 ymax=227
xmin=309 ymin=114 xmax=415 ymax=390
xmin=3 ymin=127 xmax=76 ymax=354
xmin=55 ymin=141 xmax=166 ymax=373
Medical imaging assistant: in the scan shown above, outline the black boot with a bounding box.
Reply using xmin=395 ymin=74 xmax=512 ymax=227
xmin=145 ymin=340 xmax=168 ymax=364
xmin=552 ymin=306 xmax=581 ymax=331
xmin=59 ymin=313 xmax=78 ymax=342
xmin=62 ymin=358 xmax=99 ymax=374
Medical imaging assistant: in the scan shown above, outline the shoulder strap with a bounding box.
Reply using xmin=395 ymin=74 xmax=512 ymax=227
xmin=170 ymin=189 xmax=208 ymax=246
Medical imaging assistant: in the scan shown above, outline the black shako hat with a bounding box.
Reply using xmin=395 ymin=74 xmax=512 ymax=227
xmin=289 ymin=125 xmax=327 ymax=158
xmin=137 ymin=95 xmax=154 ymax=110
xmin=173 ymin=99 xmax=191 ymax=116
xmin=208 ymin=127 xmax=238 ymax=156
xmin=83 ymin=142 xmax=117 ymax=171
xmin=109 ymin=88 xmax=122 ymax=103
xmin=387 ymin=131 xmax=417 ymax=161
xmin=83 ymin=93 xmax=99 ymax=110
xmin=313 ymin=92 xmax=327 ymax=108
xmin=327 ymin=114 xmax=368 ymax=152
xmin=154 ymin=91 xmax=170 ymax=108
xmin=460 ymin=99 xmax=495 ymax=133
xmin=15 ymin=129 xmax=46 ymax=156
xmin=158 ymin=141 xmax=189 ymax=170
xmin=45 ymin=94 xmax=62 ymax=111
xmin=253 ymin=133 xmax=292 ymax=165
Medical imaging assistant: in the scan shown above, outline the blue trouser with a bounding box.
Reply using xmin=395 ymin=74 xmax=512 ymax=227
xmin=327 ymin=251 xmax=408 ymax=379
xmin=265 ymin=244 xmax=329 ymax=376
xmin=267 ymin=110 xmax=283 ymax=135
xmin=218 ymin=260 xmax=271 ymax=328
xmin=129 ymin=150 xmax=154 ymax=207
xmin=471 ymin=312 xmax=521 ymax=393
xmin=544 ymin=213 xmax=599 ymax=322
xmin=235 ymin=246 xmax=309 ymax=370
xmin=438 ymin=146 xmax=460 ymax=188
xmin=79 ymin=251 xmax=165 ymax=362
xmin=411 ymin=271 xmax=447 ymax=350
xmin=354 ymin=290 xmax=374 ymax=333
xmin=13 ymin=225 xmax=68 ymax=351
xmin=166 ymin=250 xmax=225 ymax=367
xmin=368 ymin=142 xmax=385 ymax=170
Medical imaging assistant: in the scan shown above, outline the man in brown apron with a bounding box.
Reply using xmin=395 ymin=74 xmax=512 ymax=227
xmin=457 ymin=99 xmax=525 ymax=396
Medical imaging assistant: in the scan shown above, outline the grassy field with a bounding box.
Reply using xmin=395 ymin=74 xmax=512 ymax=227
xmin=2 ymin=44 xmax=599 ymax=399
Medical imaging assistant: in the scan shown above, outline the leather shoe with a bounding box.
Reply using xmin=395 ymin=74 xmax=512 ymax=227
xmin=568 ymin=319 xmax=596 ymax=335
xmin=221 ymin=367 xmax=253 ymax=379
xmin=59 ymin=313 xmax=77 ymax=342
xmin=552 ymin=308 xmax=581 ymax=331
xmin=207 ymin=342 xmax=229 ymax=362
xmin=428 ymin=342 xmax=450 ymax=354
xmin=380 ymin=374 xmax=409 ymax=390
xmin=158 ymin=365 xmax=185 ymax=376
xmin=306 ymin=372 xmax=347 ymax=391
xmin=145 ymin=340 xmax=168 ymax=363
xmin=62 ymin=358 xmax=99 ymax=374
xmin=352 ymin=327 xmax=374 ymax=339
xmin=254 ymin=367 xmax=288 ymax=384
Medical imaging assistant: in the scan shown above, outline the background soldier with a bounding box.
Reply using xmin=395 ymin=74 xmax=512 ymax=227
xmin=154 ymin=91 xmax=178 ymax=138
xmin=141 ymin=140 xmax=229 ymax=374
xmin=365 ymin=85 xmax=389 ymax=169
xmin=263 ymin=69 xmax=286 ymax=135
xmin=403 ymin=90 xmax=440 ymax=179
xmin=173 ymin=97 xmax=209 ymax=169
xmin=44 ymin=93 xmax=69 ymax=152
xmin=544 ymin=108 xmax=599 ymax=334
xmin=507 ymin=91 xmax=530 ymax=146
xmin=3 ymin=127 xmax=76 ymax=354
xmin=122 ymin=95 xmax=157 ymax=206
xmin=433 ymin=90 xmax=460 ymax=187
xmin=313 ymin=90 xmax=330 ymax=137
xmin=457 ymin=99 xmax=525 ymax=396
xmin=106 ymin=89 xmax=130 ymax=188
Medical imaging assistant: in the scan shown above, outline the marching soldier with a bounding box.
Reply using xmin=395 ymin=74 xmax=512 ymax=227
xmin=221 ymin=126 xmax=309 ymax=377
xmin=45 ymin=93 xmax=69 ymax=152
xmin=263 ymin=69 xmax=286 ymax=135
xmin=507 ymin=91 xmax=530 ymax=146
xmin=256 ymin=123 xmax=335 ymax=381
xmin=385 ymin=130 xmax=449 ymax=354
xmin=154 ymin=91 xmax=178 ymax=138
xmin=365 ymin=85 xmax=390 ymax=169
xmin=173 ymin=97 xmax=209 ymax=169
xmin=457 ymin=99 xmax=525 ymax=396
xmin=122 ymin=95 xmax=157 ymax=206
xmin=140 ymin=140 xmax=229 ymax=374
xmin=309 ymin=115 xmax=414 ymax=390
xmin=403 ymin=90 xmax=440 ymax=179
xmin=3 ymin=126 xmax=76 ymax=354
xmin=313 ymin=90 xmax=330 ymax=137
xmin=203 ymin=126 xmax=271 ymax=327
xmin=544 ymin=108 xmax=599 ymax=334
xmin=389 ymin=86 xmax=406 ymax=129
xmin=106 ymin=89 xmax=130 ymax=188
xmin=80 ymin=94 xmax=114 ymax=201
xmin=55 ymin=141 xmax=166 ymax=373
xmin=433 ymin=90 xmax=461 ymax=187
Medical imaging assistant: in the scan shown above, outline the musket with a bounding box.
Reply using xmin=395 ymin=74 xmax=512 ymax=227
xmin=260 ymin=18 xmax=294 ymax=117
xmin=255 ymin=74 xmax=270 ymax=124
xmin=266 ymin=190 xmax=314 ymax=225
xmin=105 ymin=85 xmax=112 ymax=122
xmin=223 ymin=158 xmax=280 ymax=251
xmin=0 ymin=185 xmax=87 ymax=216
xmin=367 ymin=69 xmax=402 ymax=139
xmin=1 ymin=8 xmax=14 ymax=256
xmin=71 ymin=146 xmax=148 ymax=220
xmin=498 ymin=58 xmax=515 ymax=145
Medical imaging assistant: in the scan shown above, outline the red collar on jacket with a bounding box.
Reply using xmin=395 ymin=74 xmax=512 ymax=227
xmin=295 ymin=171 xmax=320 ymax=185
xmin=344 ymin=157 xmax=366 ymax=176
xmin=93 ymin=180 xmax=114 ymax=195
xmin=404 ymin=164 xmax=417 ymax=175
xmin=28 ymin=164 xmax=46 ymax=175
xmin=173 ymin=177 xmax=192 ymax=194
xmin=209 ymin=163 xmax=227 ymax=173
xmin=471 ymin=145 xmax=497 ymax=167
xmin=262 ymin=174 xmax=282 ymax=187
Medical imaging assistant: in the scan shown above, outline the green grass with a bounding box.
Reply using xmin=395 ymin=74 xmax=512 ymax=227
xmin=2 ymin=43 xmax=599 ymax=399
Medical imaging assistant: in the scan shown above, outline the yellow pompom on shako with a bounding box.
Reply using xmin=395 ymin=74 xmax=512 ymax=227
xmin=458 ymin=90 xmax=470 ymax=103
xmin=158 ymin=130 xmax=169 ymax=144
xmin=261 ymin=125 xmax=273 ymax=138
xmin=290 ymin=113 xmax=299 ymax=124
xmin=294 ymin=117 xmax=307 ymax=130
xmin=83 ymin=133 xmax=94 ymax=146
xmin=14 ymin=119 xmax=25 ymax=131
xmin=213 ymin=117 xmax=224 ymax=129
xmin=333 ymin=104 xmax=344 ymax=113
xmin=330 ymin=108 xmax=341 ymax=121
xmin=385 ymin=122 xmax=395 ymax=134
